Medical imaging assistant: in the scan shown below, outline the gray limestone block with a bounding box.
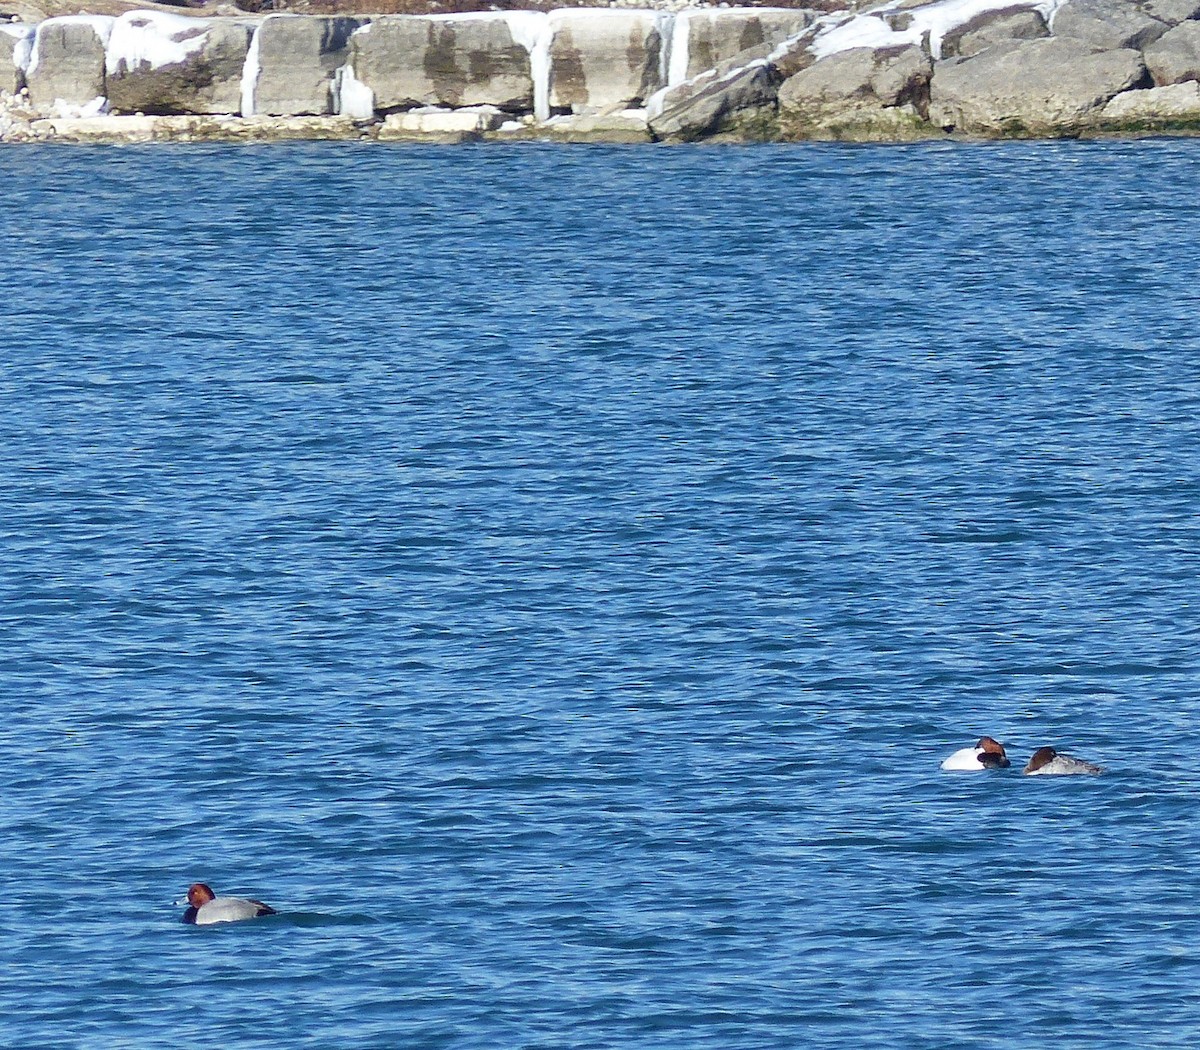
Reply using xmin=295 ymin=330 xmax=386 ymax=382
xmin=929 ymin=37 xmax=1149 ymax=134
xmin=1141 ymin=0 xmax=1200 ymax=27
xmin=778 ymin=43 xmax=932 ymax=114
xmin=1101 ymin=79 xmax=1200 ymax=120
xmin=939 ymin=6 xmax=1049 ymax=59
xmin=1144 ymin=20 xmax=1200 ymax=86
xmin=548 ymin=10 xmax=667 ymax=113
xmin=539 ymin=110 xmax=651 ymax=142
xmin=351 ymin=15 xmax=532 ymax=112
xmin=253 ymin=14 xmax=363 ymax=116
xmin=673 ymin=9 xmax=815 ymax=83
xmin=106 ymin=16 xmax=255 ymax=115
xmin=1049 ymin=0 xmax=1169 ymax=52
xmin=648 ymin=58 xmax=778 ymax=141
xmin=25 ymin=16 xmax=112 ymax=107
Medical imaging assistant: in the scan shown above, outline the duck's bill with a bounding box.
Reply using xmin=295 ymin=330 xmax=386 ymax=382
xmin=173 ymin=894 xmax=190 ymax=906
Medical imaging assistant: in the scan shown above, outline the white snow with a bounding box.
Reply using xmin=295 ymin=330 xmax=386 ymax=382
xmin=503 ymin=11 xmax=551 ymax=123
xmin=554 ymin=8 xmax=666 ymax=21
xmin=667 ymin=9 xmax=693 ymax=86
xmin=105 ymin=11 xmax=208 ymax=77
xmin=332 ymin=62 xmax=374 ymax=119
xmin=1 ymin=24 xmax=34 ymax=73
xmin=239 ymin=22 xmax=260 ymax=117
xmin=653 ymin=11 xmax=675 ymax=89
xmin=50 ymin=94 xmax=109 ymax=117
xmin=810 ymin=12 xmax=897 ymax=57
xmin=501 ymin=10 xmax=547 ymax=54
xmin=810 ymin=0 xmax=1065 ymax=61
xmin=28 ymin=16 xmax=114 ymax=76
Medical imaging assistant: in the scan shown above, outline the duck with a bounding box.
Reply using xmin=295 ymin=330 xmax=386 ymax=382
xmin=1023 ymin=746 xmax=1103 ymax=776
xmin=940 ymin=735 xmax=1011 ymax=771
xmin=178 ymin=883 xmax=277 ymax=925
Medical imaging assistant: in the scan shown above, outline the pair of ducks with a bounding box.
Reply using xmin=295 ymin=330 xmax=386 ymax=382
xmin=942 ymin=736 xmax=1103 ymax=775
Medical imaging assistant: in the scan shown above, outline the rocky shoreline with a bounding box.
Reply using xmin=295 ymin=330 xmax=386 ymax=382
xmin=5 ymin=0 xmax=1200 ymax=144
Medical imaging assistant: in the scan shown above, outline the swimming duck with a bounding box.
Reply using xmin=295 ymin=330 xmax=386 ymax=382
xmin=179 ymin=883 xmax=277 ymax=925
xmin=1023 ymin=747 xmax=1103 ymax=776
xmin=940 ymin=736 xmax=1011 ymax=771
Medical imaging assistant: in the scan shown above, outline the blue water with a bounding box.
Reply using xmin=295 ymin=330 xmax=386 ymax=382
xmin=2 ymin=139 xmax=1200 ymax=1048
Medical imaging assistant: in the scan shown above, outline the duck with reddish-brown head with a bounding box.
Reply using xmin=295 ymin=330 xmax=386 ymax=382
xmin=178 ymin=883 xmax=277 ymax=925
xmin=1023 ymin=747 xmax=1103 ymax=776
xmin=940 ymin=736 xmax=1012 ymax=771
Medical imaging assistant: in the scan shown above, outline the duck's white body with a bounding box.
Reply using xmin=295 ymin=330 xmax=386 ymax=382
xmin=940 ymin=736 xmax=1011 ymax=771
xmin=941 ymin=747 xmax=988 ymax=771
xmin=193 ymin=896 xmax=275 ymax=925
xmin=1024 ymin=747 xmax=1102 ymax=776
xmin=179 ymin=883 xmax=276 ymax=925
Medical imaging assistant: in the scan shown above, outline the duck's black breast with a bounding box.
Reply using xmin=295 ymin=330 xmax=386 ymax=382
xmin=182 ymin=906 xmax=199 ymax=925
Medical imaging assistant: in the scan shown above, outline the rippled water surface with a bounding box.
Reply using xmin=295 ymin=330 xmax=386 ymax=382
xmin=3 ymin=139 xmax=1200 ymax=1048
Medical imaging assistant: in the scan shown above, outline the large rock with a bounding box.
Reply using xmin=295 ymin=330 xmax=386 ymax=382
xmin=378 ymin=105 xmax=505 ymax=138
xmin=647 ymin=57 xmax=778 ymax=141
xmin=105 ymin=12 xmax=254 ymax=115
xmin=548 ymin=10 xmax=668 ymax=113
xmin=1100 ymin=80 xmax=1200 ymax=122
xmin=25 ymin=16 xmax=112 ymax=108
xmin=250 ymin=14 xmax=362 ymax=116
xmin=1049 ymin=0 xmax=1169 ymax=52
xmin=28 ymin=112 xmax=364 ymax=141
xmin=538 ymin=109 xmax=651 ymax=142
xmin=0 ymin=24 xmax=34 ymax=93
xmin=645 ymin=29 xmax=829 ymax=141
xmin=1140 ymin=0 xmax=1200 ymax=26
xmin=938 ymin=5 xmax=1049 ymax=59
xmin=929 ymin=38 xmax=1149 ymax=135
xmin=667 ymin=8 xmax=814 ymax=85
xmin=1143 ymin=20 xmax=1200 ymax=86
xmin=350 ymin=14 xmax=534 ymax=113
xmin=777 ymin=43 xmax=933 ymax=137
